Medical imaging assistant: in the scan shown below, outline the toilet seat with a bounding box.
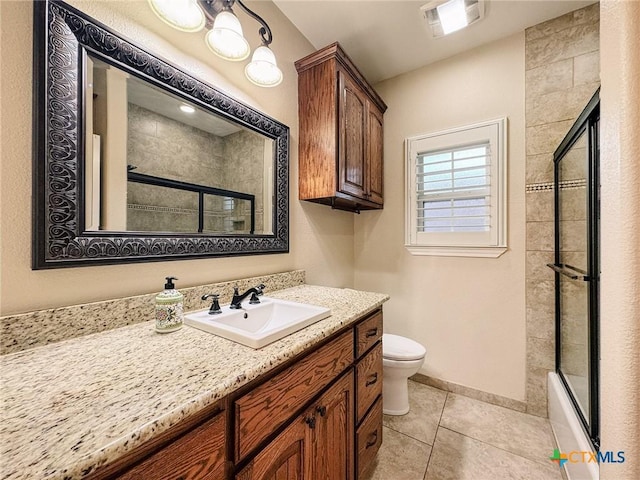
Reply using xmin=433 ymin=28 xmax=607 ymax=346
xmin=382 ymin=333 xmax=426 ymax=361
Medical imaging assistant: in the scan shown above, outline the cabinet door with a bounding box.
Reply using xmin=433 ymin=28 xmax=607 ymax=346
xmin=356 ymin=397 xmax=383 ymax=479
xmin=339 ymin=71 xmax=368 ymax=201
xmin=367 ymin=105 xmax=384 ymax=205
xmin=313 ymin=371 xmax=355 ymax=480
xmin=355 ymin=343 xmax=382 ymax=424
xmin=236 ymin=416 xmax=313 ymax=480
xmin=116 ymin=409 xmax=226 ymax=480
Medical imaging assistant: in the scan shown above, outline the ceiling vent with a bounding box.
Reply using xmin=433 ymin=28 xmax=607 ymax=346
xmin=421 ymin=0 xmax=485 ymax=38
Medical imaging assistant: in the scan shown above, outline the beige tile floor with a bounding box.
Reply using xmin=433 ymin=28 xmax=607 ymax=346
xmin=364 ymin=381 xmax=563 ymax=480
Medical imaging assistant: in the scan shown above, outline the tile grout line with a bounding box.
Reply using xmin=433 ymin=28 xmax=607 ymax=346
xmin=434 ymin=392 xmax=554 ymax=465
xmin=437 ymin=425 xmax=560 ymax=472
xmin=423 ymin=391 xmax=449 ymax=479
xmin=381 ymin=424 xmax=432 ymax=447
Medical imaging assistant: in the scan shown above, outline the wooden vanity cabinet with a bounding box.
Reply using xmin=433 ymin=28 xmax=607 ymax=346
xmin=236 ymin=371 xmax=354 ymax=480
xmin=296 ymin=42 xmax=387 ymax=213
xmin=235 ymin=309 xmax=383 ymax=480
xmin=353 ymin=311 xmax=383 ymax=478
xmin=92 ymin=310 xmax=383 ymax=480
xmin=233 ymin=330 xmax=354 ymax=462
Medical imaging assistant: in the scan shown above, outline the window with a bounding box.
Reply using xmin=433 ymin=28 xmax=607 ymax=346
xmin=405 ymin=118 xmax=507 ymax=257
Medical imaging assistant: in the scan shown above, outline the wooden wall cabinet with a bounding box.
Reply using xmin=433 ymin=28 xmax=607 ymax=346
xmin=93 ymin=310 xmax=383 ymax=480
xmin=296 ymin=43 xmax=387 ymax=213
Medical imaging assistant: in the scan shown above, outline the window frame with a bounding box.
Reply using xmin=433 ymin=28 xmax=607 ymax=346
xmin=405 ymin=118 xmax=507 ymax=258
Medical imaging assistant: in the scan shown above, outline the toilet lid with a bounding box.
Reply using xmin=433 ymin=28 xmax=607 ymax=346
xmin=383 ymin=333 xmax=426 ymax=361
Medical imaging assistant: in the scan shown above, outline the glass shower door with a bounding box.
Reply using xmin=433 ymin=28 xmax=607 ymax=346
xmin=549 ymin=89 xmax=599 ymax=448
xmin=557 ymin=130 xmax=591 ymax=421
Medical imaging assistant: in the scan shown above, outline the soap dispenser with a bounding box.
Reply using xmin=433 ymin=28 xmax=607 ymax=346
xmin=155 ymin=276 xmax=184 ymax=333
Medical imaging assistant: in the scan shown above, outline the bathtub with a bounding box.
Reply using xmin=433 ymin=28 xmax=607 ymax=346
xmin=548 ymin=372 xmax=599 ymax=480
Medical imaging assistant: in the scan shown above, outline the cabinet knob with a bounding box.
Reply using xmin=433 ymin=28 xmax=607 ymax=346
xmin=304 ymin=415 xmax=316 ymax=429
xmin=315 ymin=405 xmax=327 ymax=417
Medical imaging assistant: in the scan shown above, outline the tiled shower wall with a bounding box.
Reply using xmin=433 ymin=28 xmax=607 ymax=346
xmin=524 ymin=3 xmax=600 ymax=417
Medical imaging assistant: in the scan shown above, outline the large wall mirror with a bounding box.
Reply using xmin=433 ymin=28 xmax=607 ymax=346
xmin=32 ymin=0 xmax=289 ymax=269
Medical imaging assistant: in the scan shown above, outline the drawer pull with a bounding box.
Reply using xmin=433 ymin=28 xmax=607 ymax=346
xmin=316 ymin=405 xmax=327 ymax=417
xmin=305 ymin=415 xmax=316 ymax=429
xmin=365 ymin=431 xmax=378 ymax=449
xmin=365 ymin=373 xmax=378 ymax=387
xmin=365 ymin=328 xmax=378 ymax=338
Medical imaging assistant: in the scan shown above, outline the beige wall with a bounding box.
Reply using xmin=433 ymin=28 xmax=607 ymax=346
xmin=599 ymin=1 xmax=640 ymax=478
xmin=354 ymin=34 xmax=527 ymax=401
xmin=0 ymin=0 xmax=355 ymax=315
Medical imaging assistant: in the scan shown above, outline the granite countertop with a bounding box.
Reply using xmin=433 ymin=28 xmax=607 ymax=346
xmin=0 ymin=285 xmax=388 ymax=480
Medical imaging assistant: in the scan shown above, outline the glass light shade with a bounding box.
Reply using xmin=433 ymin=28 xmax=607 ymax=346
xmin=245 ymin=46 xmax=283 ymax=87
xmin=436 ymin=0 xmax=469 ymax=35
xmin=205 ymin=11 xmax=250 ymax=61
xmin=148 ymin=0 xmax=205 ymax=33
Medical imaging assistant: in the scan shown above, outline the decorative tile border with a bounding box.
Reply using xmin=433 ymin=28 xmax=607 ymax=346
xmin=526 ymin=179 xmax=587 ymax=193
xmin=0 ymin=270 xmax=305 ymax=355
xmin=127 ymin=204 xmax=199 ymax=215
xmin=127 ymin=204 xmax=265 ymax=216
xmin=526 ymin=182 xmax=554 ymax=193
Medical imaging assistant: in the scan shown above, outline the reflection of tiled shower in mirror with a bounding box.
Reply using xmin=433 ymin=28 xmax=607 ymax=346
xmin=84 ymin=55 xmax=274 ymax=235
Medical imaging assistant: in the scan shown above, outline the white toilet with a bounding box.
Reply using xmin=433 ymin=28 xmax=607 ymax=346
xmin=382 ymin=333 xmax=427 ymax=415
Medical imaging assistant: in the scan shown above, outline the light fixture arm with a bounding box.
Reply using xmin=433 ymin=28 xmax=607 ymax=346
xmin=234 ymin=0 xmax=273 ymax=46
xmin=197 ymin=0 xmax=273 ymax=46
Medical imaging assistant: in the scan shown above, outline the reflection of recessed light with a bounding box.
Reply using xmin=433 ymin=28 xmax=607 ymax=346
xmin=180 ymin=104 xmax=195 ymax=114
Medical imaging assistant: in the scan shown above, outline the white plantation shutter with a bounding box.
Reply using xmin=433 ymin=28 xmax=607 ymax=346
xmin=405 ymin=119 xmax=507 ymax=257
xmin=417 ymin=143 xmax=491 ymax=233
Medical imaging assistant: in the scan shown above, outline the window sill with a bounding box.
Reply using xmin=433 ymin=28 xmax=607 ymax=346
xmin=405 ymin=245 xmax=508 ymax=258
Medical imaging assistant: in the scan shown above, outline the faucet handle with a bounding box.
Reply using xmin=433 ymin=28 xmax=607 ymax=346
xmin=202 ymin=294 xmax=222 ymax=315
xmin=249 ymin=292 xmax=261 ymax=304
xmin=256 ymin=283 xmax=266 ymax=295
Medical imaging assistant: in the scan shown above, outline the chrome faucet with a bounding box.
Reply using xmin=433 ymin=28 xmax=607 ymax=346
xmin=230 ymin=284 xmax=265 ymax=309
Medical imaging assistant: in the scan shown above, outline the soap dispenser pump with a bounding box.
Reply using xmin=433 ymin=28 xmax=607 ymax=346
xmin=155 ymin=276 xmax=184 ymax=333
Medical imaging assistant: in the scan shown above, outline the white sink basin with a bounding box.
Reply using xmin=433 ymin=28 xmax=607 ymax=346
xmin=184 ymin=297 xmax=331 ymax=349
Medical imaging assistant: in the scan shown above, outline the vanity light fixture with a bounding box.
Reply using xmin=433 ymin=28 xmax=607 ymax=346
xmin=421 ymin=0 xmax=485 ymax=37
xmin=179 ymin=104 xmax=196 ymax=113
xmin=148 ymin=0 xmax=206 ymax=32
xmin=148 ymin=0 xmax=282 ymax=87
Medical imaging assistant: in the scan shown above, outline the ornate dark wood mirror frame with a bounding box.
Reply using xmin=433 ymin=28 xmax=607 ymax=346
xmin=32 ymin=0 xmax=289 ymax=269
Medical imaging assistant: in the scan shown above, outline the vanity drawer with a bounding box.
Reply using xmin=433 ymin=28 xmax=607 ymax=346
xmin=356 ymin=396 xmax=383 ymax=479
xmin=356 ymin=342 xmax=382 ymax=423
xmin=355 ymin=311 xmax=382 ymax=358
xmin=116 ymin=407 xmax=226 ymax=480
xmin=235 ymin=330 xmax=354 ymax=462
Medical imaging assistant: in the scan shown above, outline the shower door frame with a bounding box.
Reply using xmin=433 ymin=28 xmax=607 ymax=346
xmin=551 ymin=89 xmax=600 ymax=450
